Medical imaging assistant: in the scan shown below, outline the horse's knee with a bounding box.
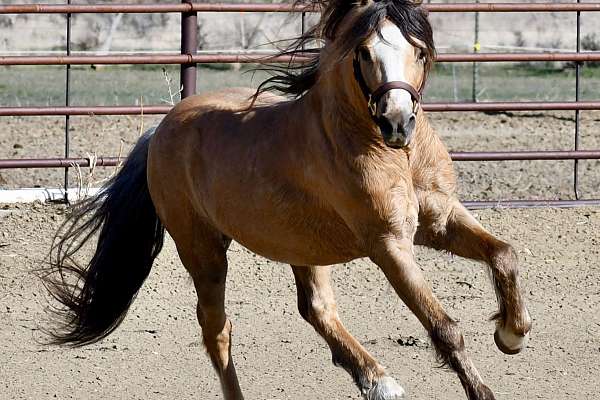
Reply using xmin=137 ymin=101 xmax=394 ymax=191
xmin=305 ymin=297 xmax=338 ymax=328
xmin=430 ymin=319 xmax=465 ymax=358
xmin=295 ymin=283 xmax=337 ymax=328
xmin=296 ymin=295 xmax=331 ymax=327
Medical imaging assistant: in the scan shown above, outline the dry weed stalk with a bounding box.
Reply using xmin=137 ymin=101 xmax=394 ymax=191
xmin=113 ymin=139 xmax=125 ymax=177
xmin=70 ymin=153 xmax=98 ymax=200
xmin=161 ymin=67 xmax=183 ymax=106
xmin=138 ymin=95 xmax=145 ymax=137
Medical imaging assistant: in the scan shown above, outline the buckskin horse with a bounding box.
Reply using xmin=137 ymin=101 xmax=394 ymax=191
xmin=43 ymin=1 xmax=531 ymax=399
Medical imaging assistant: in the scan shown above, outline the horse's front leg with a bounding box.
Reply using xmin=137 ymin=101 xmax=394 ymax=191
xmin=291 ymin=265 xmax=404 ymax=399
xmin=370 ymin=237 xmax=495 ymax=400
xmin=415 ymin=197 xmax=532 ymax=354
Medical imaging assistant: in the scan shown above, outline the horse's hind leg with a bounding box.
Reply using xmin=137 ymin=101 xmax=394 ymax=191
xmin=416 ymin=199 xmax=532 ymax=354
xmin=175 ymin=228 xmax=243 ymax=400
xmin=291 ymin=265 xmax=404 ymax=400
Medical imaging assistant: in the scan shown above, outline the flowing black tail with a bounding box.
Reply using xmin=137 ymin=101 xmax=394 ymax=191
xmin=44 ymin=130 xmax=165 ymax=346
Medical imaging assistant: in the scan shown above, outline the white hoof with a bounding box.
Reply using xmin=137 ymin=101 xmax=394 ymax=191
xmin=364 ymin=376 xmax=406 ymax=400
xmin=495 ymin=326 xmax=529 ymax=354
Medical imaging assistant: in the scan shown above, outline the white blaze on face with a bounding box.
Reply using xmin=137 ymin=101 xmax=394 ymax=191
xmin=369 ymin=21 xmax=416 ymax=119
xmin=363 ymin=20 xmax=423 ymax=147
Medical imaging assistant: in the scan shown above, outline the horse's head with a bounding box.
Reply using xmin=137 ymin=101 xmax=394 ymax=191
xmin=322 ymin=0 xmax=435 ymax=148
xmin=354 ymin=20 xmax=432 ymax=147
xmin=256 ymin=0 xmax=435 ymax=148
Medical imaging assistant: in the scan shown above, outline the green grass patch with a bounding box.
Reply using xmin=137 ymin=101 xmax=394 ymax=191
xmin=1 ymin=63 xmax=599 ymax=107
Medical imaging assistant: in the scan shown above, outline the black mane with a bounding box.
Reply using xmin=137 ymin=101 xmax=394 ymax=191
xmin=255 ymin=0 xmax=435 ymax=98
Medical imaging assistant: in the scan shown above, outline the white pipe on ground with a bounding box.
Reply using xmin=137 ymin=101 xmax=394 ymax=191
xmin=0 ymin=188 xmax=100 ymax=203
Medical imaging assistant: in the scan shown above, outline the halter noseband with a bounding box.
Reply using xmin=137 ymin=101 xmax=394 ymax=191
xmin=352 ymin=50 xmax=422 ymax=118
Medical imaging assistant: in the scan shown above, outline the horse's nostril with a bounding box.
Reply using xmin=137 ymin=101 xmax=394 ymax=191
xmin=377 ymin=116 xmax=394 ymax=137
xmin=405 ymin=114 xmax=416 ymax=132
xmin=380 ymin=102 xmax=388 ymax=115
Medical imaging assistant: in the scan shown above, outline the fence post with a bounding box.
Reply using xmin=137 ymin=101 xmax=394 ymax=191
xmin=64 ymin=0 xmax=71 ymax=202
xmin=472 ymin=0 xmax=480 ymax=102
xmin=180 ymin=0 xmax=197 ymax=99
xmin=574 ymin=0 xmax=581 ymax=199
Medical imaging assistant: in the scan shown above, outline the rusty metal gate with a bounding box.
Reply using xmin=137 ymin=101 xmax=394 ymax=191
xmin=1 ymin=1 xmax=600 ymax=208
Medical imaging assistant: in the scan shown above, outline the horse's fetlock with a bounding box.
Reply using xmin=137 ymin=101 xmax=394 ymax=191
xmin=510 ymin=307 xmax=532 ymax=336
xmin=470 ymin=384 xmax=496 ymax=400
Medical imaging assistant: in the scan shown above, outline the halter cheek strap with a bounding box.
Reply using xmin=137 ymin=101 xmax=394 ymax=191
xmin=352 ymin=51 xmax=422 ymax=118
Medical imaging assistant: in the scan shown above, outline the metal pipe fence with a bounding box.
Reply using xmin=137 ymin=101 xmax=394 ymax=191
xmin=2 ymin=3 xmax=600 ymax=13
xmin=1 ymin=2 xmax=599 ymax=208
xmin=3 ymin=101 xmax=600 ymax=117
xmin=4 ymin=52 xmax=600 ymax=65
xmin=2 ymin=150 xmax=600 ymax=169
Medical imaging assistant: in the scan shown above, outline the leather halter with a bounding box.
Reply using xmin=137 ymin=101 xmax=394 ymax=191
xmin=352 ymin=50 xmax=422 ymax=118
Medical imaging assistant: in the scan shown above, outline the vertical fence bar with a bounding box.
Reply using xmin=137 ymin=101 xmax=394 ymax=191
xmin=180 ymin=0 xmax=197 ymax=99
xmin=64 ymin=0 xmax=71 ymax=202
xmin=472 ymin=0 xmax=480 ymax=102
xmin=574 ymin=0 xmax=581 ymax=199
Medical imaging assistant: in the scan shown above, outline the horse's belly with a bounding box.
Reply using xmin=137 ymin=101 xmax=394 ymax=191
xmin=215 ymin=204 xmax=364 ymax=266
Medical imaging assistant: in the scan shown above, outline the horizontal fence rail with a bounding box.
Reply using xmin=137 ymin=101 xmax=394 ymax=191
xmin=0 ymin=54 xmax=304 ymax=65
xmin=1 ymin=2 xmax=600 ymax=208
xmin=3 ymin=102 xmax=600 ymax=117
xmin=3 ymin=52 xmax=600 ymax=65
xmin=0 ymin=106 xmax=171 ymax=116
xmin=2 ymin=150 xmax=600 ymax=169
xmin=451 ymin=150 xmax=600 ymax=161
xmin=2 ymin=2 xmax=600 ymax=14
xmin=463 ymin=199 xmax=600 ymax=209
xmin=425 ymin=102 xmax=600 ymax=112
xmin=0 ymin=157 xmax=122 ymax=169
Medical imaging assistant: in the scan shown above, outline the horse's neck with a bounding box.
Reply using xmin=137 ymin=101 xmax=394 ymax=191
xmin=303 ymin=76 xmax=444 ymax=172
xmin=305 ymin=72 xmax=386 ymax=155
xmin=412 ymin=111 xmax=437 ymax=149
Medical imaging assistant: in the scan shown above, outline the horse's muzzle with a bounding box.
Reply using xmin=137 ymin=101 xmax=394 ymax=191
xmin=376 ymin=113 xmax=416 ymax=148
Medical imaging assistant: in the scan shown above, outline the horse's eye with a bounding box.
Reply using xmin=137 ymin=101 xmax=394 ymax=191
xmin=358 ymin=47 xmax=372 ymax=62
xmin=417 ymin=48 xmax=426 ymax=62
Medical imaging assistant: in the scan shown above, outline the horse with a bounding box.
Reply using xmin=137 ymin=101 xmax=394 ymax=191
xmin=43 ymin=1 xmax=531 ymax=399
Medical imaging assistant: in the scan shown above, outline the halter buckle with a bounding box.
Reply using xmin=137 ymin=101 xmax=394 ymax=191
xmin=367 ymin=95 xmax=377 ymax=116
xmin=412 ymin=99 xmax=420 ymax=114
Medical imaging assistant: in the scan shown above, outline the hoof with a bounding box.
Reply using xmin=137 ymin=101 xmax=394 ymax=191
xmin=494 ymin=329 xmax=528 ymax=355
xmin=364 ymin=376 xmax=406 ymax=400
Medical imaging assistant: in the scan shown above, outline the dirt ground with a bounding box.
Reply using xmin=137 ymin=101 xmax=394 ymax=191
xmin=1 ymin=111 xmax=600 ymax=399
xmin=0 ymin=203 xmax=599 ymax=400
